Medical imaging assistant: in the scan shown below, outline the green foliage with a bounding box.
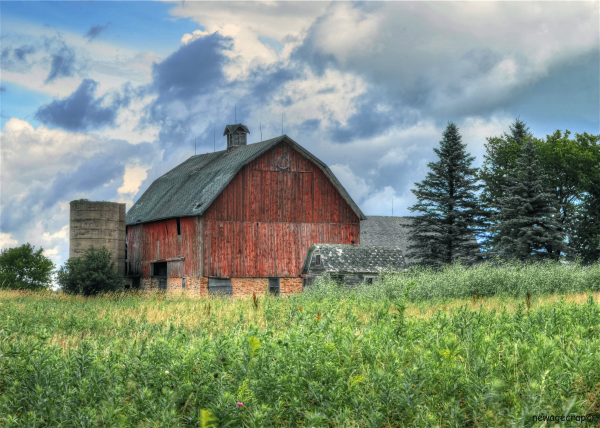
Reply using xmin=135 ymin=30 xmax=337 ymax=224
xmin=0 ymin=270 xmax=599 ymax=427
xmin=56 ymin=246 xmax=124 ymax=295
xmin=479 ymin=120 xmax=600 ymax=263
xmin=570 ymin=180 xmax=600 ymax=265
xmin=306 ymin=260 xmax=600 ymax=302
xmin=406 ymin=122 xmax=485 ymax=267
xmin=487 ymin=140 xmax=566 ymax=261
xmin=0 ymin=243 xmax=54 ymax=290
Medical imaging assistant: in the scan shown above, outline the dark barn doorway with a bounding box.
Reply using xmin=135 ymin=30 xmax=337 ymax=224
xmin=152 ymin=262 xmax=168 ymax=290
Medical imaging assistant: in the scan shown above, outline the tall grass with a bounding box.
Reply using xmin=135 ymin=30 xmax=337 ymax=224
xmin=305 ymin=259 xmax=600 ymax=302
xmin=0 ymin=261 xmax=599 ymax=427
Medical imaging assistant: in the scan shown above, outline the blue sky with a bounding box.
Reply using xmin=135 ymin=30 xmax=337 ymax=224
xmin=1 ymin=1 xmax=598 ymax=267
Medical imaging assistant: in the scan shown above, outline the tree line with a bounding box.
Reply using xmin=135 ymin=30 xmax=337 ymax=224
xmin=405 ymin=119 xmax=600 ymax=267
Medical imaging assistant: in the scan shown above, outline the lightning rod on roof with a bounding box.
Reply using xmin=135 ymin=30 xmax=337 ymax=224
xmin=282 ymin=113 xmax=283 ymax=134
xmin=235 ymin=105 xmax=236 ymax=123
xmin=195 ymin=137 xmax=196 ymax=156
xmin=214 ymin=132 xmax=215 ymax=152
xmin=392 ymin=197 xmax=394 ymax=217
xmin=260 ymin=122 xmax=262 ymax=141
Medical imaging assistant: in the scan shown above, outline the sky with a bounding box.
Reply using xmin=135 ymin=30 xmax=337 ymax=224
xmin=1 ymin=1 xmax=599 ymax=268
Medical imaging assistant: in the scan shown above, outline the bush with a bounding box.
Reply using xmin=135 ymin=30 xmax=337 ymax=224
xmin=56 ymin=246 xmax=124 ymax=295
xmin=0 ymin=243 xmax=54 ymax=290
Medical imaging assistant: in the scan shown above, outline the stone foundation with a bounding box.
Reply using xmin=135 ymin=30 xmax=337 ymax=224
xmin=136 ymin=276 xmax=302 ymax=297
xmin=281 ymin=278 xmax=303 ymax=294
xmin=231 ymin=278 xmax=268 ymax=296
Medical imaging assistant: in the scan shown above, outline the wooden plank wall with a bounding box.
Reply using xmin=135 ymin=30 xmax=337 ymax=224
xmin=127 ymin=142 xmax=360 ymax=279
xmin=203 ymin=142 xmax=359 ymax=278
xmin=127 ymin=216 xmax=203 ymax=278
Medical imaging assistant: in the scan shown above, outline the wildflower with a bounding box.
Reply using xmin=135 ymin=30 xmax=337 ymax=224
xmin=165 ymin=370 xmax=170 ymax=375
xmin=237 ymin=402 xmax=244 ymax=407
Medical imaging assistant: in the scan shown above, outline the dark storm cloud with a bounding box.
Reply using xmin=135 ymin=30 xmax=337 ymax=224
xmin=151 ymin=34 xmax=231 ymax=103
xmin=35 ymin=79 xmax=131 ymax=131
xmin=45 ymin=43 xmax=76 ymax=83
xmin=13 ymin=45 xmax=36 ymax=61
xmin=0 ymin=45 xmax=37 ymax=71
xmin=85 ymin=23 xmax=111 ymax=41
xmin=1 ymin=139 xmax=158 ymax=236
xmin=298 ymin=118 xmax=321 ymax=133
xmin=245 ymin=67 xmax=298 ymax=105
xmin=325 ymin=92 xmax=420 ymax=144
xmin=143 ymin=34 xmax=233 ymax=152
xmin=45 ymin=153 xmax=124 ymax=206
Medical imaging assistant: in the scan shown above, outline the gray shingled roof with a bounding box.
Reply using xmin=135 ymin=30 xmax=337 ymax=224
xmin=223 ymin=124 xmax=250 ymax=135
xmin=360 ymin=216 xmax=419 ymax=264
xmin=301 ymin=244 xmax=406 ymax=274
xmin=360 ymin=216 xmax=481 ymax=265
xmin=126 ymin=135 xmax=366 ymax=225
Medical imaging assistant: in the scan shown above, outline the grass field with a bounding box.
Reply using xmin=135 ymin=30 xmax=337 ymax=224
xmin=1 ymin=262 xmax=600 ymax=427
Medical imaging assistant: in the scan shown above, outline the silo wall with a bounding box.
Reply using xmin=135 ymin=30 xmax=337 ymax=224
xmin=69 ymin=200 xmax=126 ymax=275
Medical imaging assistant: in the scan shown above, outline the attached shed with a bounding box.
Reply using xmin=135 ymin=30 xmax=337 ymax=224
xmin=301 ymin=244 xmax=407 ymax=287
xmin=125 ymin=125 xmax=366 ymax=296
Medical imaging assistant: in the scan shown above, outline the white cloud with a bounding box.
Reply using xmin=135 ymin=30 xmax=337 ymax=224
xmin=312 ymin=3 xmax=383 ymax=66
xmin=118 ymin=165 xmax=149 ymax=196
xmin=330 ymin=164 xmax=370 ymax=202
xmin=0 ymin=233 xmax=18 ymax=250
xmin=171 ymin=2 xmax=329 ymax=80
xmin=275 ymin=68 xmax=367 ymax=128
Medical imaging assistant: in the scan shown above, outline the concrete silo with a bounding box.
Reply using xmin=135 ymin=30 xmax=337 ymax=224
xmin=69 ymin=200 xmax=126 ymax=275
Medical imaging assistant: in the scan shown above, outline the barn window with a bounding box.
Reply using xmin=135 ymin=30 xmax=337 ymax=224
xmin=269 ymin=278 xmax=280 ymax=296
xmin=208 ymin=277 xmax=232 ymax=296
xmin=177 ymin=218 xmax=181 ymax=236
xmin=315 ymin=254 xmax=321 ymax=265
xmin=152 ymin=262 xmax=167 ymax=277
xmin=365 ymin=276 xmax=377 ymax=285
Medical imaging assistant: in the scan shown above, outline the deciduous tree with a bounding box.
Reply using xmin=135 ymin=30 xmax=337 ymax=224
xmin=56 ymin=246 xmax=124 ymax=295
xmin=0 ymin=243 xmax=54 ymax=290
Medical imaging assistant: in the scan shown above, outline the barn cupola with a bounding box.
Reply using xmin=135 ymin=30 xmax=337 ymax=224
xmin=223 ymin=124 xmax=250 ymax=152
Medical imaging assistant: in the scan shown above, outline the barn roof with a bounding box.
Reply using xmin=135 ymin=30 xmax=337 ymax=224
xmin=301 ymin=244 xmax=407 ymax=274
xmin=360 ymin=216 xmax=419 ymax=264
xmin=126 ymin=135 xmax=366 ymax=225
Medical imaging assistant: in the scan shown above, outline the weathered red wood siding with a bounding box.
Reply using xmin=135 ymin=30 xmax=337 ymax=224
xmin=127 ymin=216 xmax=203 ymax=278
xmin=202 ymin=142 xmax=359 ymax=278
xmin=127 ymin=141 xmax=360 ymax=279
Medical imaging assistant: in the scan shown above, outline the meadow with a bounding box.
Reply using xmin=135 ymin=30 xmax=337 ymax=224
xmin=1 ymin=261 xmax=600 ymax=427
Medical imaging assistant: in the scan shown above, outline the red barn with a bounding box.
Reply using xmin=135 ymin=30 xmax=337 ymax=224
xmin=125 ymin=124 xmax=365 ymax=296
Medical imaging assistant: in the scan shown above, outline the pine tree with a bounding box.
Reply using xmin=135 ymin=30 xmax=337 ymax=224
xmin=478 ymin=118 xmax=533 ymax=246
xmin=487 ymin=140 xmax=566 ymax=261
xmin=569 ymin=178 xmax=600 ymax=264
xmin=404 ymin=122 xmax=485 ymax=268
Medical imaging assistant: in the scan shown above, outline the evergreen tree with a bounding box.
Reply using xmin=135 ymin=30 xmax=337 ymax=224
xmin=569 ymin=177 xmax=600 ymax=264
xmin=487 ymin=140 xmax=566 ymax=261
xmin=478 ymin=118 xmax=533 ymax=245
xmin=404 ymin=122 xmax=485 ymax=268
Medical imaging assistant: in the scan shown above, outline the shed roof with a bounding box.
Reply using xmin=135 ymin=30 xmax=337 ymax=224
xmin=301 ymin=244 xmax=407 ymax=275
xmin=126 ymin=135 xmax=366 ymax=225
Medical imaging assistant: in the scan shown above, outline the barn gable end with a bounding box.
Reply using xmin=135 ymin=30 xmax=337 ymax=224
xmin=125 ymin=133 xmax=365 ymax=294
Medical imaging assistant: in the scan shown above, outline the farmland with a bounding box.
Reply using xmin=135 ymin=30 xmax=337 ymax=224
xmin=1 ymin=262 xmax=600 ymax=427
